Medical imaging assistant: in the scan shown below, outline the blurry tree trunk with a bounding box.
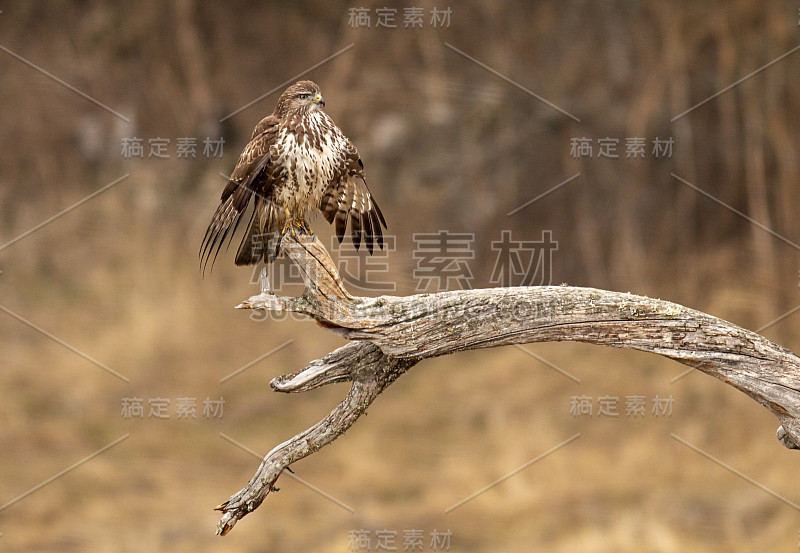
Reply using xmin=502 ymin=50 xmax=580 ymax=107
xmin=173 ymin=0 xmax=213 ymax=129
xmin=742 ymin=83 xmax=779 ymax=316
xmin=658 ymin=1 xmax=698 ymax=253
xmin=215 ymin=232 xmax=800 ymax=536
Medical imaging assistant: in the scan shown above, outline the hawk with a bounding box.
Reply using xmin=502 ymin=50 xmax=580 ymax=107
xmin=200 ymin=80 xmax=386 ymax=270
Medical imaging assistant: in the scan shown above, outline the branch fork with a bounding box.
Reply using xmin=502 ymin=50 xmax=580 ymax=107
xmin=216 ymin=232 xmax=800 ymax=535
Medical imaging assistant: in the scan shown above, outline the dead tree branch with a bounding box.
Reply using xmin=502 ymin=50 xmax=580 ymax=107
xmin=215 ymin=233 xmax=800 ymax=535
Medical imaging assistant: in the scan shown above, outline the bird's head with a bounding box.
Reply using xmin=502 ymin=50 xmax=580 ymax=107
xmin=275 ymin=80 xmax=325 ymax=118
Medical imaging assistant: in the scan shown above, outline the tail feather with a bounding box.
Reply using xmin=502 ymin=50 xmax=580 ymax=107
xmin=234 ymin=201 xmax=281 ymax=266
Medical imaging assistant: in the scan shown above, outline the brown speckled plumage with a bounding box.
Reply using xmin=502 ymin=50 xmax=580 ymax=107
xmin=200 ymin=81 xmax=386 ymax=270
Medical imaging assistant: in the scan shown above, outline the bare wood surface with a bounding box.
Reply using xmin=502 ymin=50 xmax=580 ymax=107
xmin=216 ymin=232 xmax=800 ymax=535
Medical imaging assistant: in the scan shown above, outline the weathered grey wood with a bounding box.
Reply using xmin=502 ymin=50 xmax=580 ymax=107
xmin=216 ymin=341 xmax=416 ymax=535
xmin=216 ymin=232 xmax=800 ymax=535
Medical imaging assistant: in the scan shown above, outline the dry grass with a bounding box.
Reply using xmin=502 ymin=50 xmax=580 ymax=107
xmin=2 ymin=203 xmax=799 ymax=551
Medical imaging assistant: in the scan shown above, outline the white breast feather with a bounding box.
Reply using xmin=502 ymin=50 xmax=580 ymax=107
xmin=273 ymin=113 xmax=351 ymax=218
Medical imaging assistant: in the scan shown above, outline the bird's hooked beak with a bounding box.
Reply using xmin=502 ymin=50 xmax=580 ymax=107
xmin=313 ymin=92 xmax=325 ymax=107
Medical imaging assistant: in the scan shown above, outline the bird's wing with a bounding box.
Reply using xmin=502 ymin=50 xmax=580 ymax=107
xmin=200 ymin=116 xmax=278 ymax=272
xmin=320 ymin=141 xmax=386 ymax=255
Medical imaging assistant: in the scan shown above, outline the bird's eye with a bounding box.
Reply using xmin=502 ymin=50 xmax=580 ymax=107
xmin=298 ymin=93 xmax=310 ymax=100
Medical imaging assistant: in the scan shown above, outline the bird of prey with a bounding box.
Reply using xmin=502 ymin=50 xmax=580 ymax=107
xmin=200 ymin=80 xmax=386 ymax=271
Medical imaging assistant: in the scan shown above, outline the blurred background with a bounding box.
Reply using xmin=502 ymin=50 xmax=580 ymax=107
xmin=1 ymin=1 xmax=799 ymax=551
